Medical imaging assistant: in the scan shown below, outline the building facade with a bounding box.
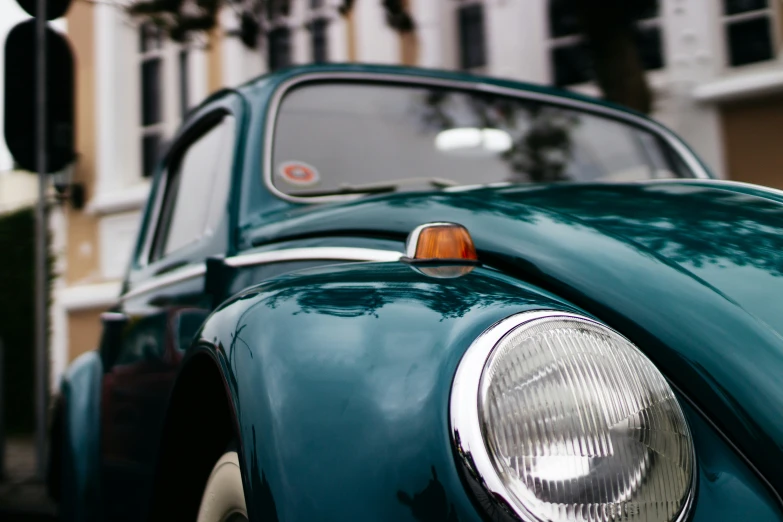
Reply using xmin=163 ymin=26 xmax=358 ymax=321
xmin=0 ymin=170 xmax=38 ymax=213
xmin=54 ymin=0 xmax=783 ymax=384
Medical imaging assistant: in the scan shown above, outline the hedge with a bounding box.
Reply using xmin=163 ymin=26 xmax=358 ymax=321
xmin=0 ymin=206 xmax=53 ymax=434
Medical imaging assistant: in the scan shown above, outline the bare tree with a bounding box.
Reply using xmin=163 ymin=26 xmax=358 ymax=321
xmin=568 ymin=0 xmax=657 ymax=113
xmin=126 ymin=0 xmax=413 ymax=47
xmin=125 ymin=0 xmax=655 ymax=113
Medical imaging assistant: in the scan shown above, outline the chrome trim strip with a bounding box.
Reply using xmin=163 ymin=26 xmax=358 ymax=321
xmin=122 ymin=247 xmax=402 ymax=300
xmin=122 ymin=263 xmax=207 ymax=301
xmin=263 ymin=72 xmax=711 ymax=204
xmin=450 ymin=309 xmax=697 ymax=522
xmin=404 ymin=222 xmax=456 ymax=258
xmin=666 ymin=377 xmax=783 ymax=508
xmin=100 ymin=312 xmax=128 ymax=322
xmin=224 ymin=247 xmax=402 ymax=267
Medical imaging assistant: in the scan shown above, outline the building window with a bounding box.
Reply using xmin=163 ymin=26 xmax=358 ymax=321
xmin=722 ymin=0 xmax=777 ymax=67
xmin=179 ymin=50 xmax=190 ymax=119
xmin=311 ymin=18 xmax=329 ymax=63
xmin=139 ymin=22 xmax=162 ymax=53
xmin=548 ymin=0 xmax=664 ymax=87
xmin=141 ymin=59 xmax=162 ymax=126
xmin=268 ymin=27 xmax=292 ymax=71
xmin=457 ymin=2 xmax=486 ymax=70
xmin=142 ymin=133 xmax=162 ymax=180
xmin=138 ymin=24 xmax=192 ymax=178
xmin=140 ymin=23 xmax=164 ymax=178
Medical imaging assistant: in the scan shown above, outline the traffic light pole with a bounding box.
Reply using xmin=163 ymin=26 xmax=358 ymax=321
xmin=34 ymin=0 xmax=49 ymax=480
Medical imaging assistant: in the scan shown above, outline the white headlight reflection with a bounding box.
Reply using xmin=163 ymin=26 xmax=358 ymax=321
xmin=451 ymin=311 xmax=695 ymax=522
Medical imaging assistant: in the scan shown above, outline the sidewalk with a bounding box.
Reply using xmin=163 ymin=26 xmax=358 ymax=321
xmin=0 ymin=436 xmax=57 ymax=520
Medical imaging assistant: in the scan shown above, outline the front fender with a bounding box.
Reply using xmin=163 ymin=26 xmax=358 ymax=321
xmin=58 ymin=350 xmax=103 ymax=522
xmin=198 ymin=262 xmax=578 ymax=521
xmin=196 ymin=261 xmax=783 ymax=522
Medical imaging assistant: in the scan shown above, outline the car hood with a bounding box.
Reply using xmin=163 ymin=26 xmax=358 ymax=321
xmin=250 ymin=180 xmax=783 ymax=491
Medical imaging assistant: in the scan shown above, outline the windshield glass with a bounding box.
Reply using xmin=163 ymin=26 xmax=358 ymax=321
xmin=271 ymin=81 xmax=691 ymax=197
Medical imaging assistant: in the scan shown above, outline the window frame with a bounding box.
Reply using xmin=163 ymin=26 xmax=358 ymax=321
xmin=719 ymin=0 xmax=781 ymax=70
xmin=304 ymin=0 xmax=332 ymax=64
xmin=149 ymin=113 xmax=235 ymax=263
xmin=137 ymin=22 xmax=191 ymax=179
xmin=179 ymin=49 xmax=191 ymax=119
xmin=310 ymin=17 xmax=329 ymax=63
xmin=139 ymin=23 xmax=165 ymax=179
xmin=456 ymin=0 xmax=488 ymax=72
xmin=268 ymin=25 xmax=293 ymax=71
xmin=138 ymin=108 xmax=236 ymax=269
xmin=260 ymin=72 xmax=712 ymax=206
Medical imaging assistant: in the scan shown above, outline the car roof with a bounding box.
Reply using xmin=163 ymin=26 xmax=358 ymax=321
xmin=227 ymin=62 xmax=646 ymax=120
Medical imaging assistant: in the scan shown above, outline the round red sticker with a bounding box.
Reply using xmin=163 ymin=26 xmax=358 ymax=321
xmin=278 ymin=161 xmax=320 ymax=186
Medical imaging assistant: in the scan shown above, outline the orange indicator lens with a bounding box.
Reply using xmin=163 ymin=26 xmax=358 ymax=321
xmin=412 ymin=224 xmax=478 ymax=261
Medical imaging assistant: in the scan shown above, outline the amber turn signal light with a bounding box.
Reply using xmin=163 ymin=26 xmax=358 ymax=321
xmin=405 ymin=222 xmax=478 ymax=261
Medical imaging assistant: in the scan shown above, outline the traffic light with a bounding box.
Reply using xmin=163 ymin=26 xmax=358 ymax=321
xmin=3 ymin=0 xmax=77 ymax=481
xmin=3 ymin=1 xmax=75 ymax=173
xmin=15 ymin=0 xmax=71 ymax=19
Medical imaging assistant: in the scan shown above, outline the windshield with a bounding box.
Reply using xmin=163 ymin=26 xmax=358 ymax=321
xmin=271 ymin=81 xmax=691 ymax=198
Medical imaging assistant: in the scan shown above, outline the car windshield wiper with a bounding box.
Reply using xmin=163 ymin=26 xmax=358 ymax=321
xmin=289 ymin=177 xmax=460 ymax=197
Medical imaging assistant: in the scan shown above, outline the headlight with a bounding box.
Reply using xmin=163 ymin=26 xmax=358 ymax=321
xmin=451 ymin=311 xmax=695 ymax=522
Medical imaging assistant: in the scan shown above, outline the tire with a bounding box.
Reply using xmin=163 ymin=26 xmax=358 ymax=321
xmin=196 ymin=451 xmax=248 ymax=522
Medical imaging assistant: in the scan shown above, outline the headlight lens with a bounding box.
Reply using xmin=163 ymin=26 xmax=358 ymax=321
xmin=451 ymin=311 xmax=695 ymax=522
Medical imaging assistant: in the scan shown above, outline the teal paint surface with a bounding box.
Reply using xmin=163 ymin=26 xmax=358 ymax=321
xmin=683 ymin=401 xmax=781 ymax=521
xmin=198 ymin=263 xmax=580 ymax=521
xmin=241 ymin=180 xmax=783 ymax=493
xmin=197 ymin=262 xmax=783 ymax=520
xmin=58 ymin=351 xmax=103 ymax=522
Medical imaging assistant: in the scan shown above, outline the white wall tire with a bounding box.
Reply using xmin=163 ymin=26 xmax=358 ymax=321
xmin=197 ymin=451 xmax=248 ymax=522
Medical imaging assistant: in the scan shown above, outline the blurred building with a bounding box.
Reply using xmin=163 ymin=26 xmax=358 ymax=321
xmin=53 ymin=0 xmax=783 ymax=382
xmin=0 ymin=170 xmax=38 ymax=214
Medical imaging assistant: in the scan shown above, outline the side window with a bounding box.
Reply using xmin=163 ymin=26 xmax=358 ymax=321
xmin=150 ymin=115 xmax=236 ymax=262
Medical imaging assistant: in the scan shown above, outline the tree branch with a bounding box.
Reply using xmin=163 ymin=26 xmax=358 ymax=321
xmin=571 ymin=0 xmax=655 ymax=113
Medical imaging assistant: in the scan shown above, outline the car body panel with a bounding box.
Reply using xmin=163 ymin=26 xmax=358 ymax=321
xmin=195 ymin=262 xmax=783 ymax=521
xmin=242 ymin=180 xmax=783 ymax=492
xmin=200 ymin=263 xmax=568 ymax=521
xmin=58 ymin=351 xmax=103 ymax=522
xmin=96 ymin=91 xmax=248 ymax=521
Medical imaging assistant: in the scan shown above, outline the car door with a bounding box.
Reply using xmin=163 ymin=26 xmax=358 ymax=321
xmin=99 ymin=104 xmax=241 ymax=522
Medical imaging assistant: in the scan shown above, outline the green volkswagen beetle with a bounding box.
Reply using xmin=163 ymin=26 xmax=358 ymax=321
xmin=50 ymin=63 xmax=783 ymax=522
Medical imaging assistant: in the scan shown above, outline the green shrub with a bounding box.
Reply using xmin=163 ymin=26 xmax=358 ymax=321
xmin=0 ymin=206 xmax=53 ymax=434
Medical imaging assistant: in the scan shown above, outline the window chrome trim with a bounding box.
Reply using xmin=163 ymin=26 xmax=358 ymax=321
xmin=137 ymin=166 xmax=170 ymax=268
xmin=450 ymin=309 xmax=696 ymax=522
xmin=121 ymin=247 xmax=402 ymax=300
xmin=122 ymin=263 xmax=207 ymax=301
xmin=224 ymin=246 xmax=402 ymax=267
xmin=137 ymin=110 xmax=235 ymax=268
xmin=263 ymin=71 xmax=711 ymax=204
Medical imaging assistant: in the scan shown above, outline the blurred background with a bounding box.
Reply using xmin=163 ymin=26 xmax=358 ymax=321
xmin=0 ymin=0 xmax=782 ymax=517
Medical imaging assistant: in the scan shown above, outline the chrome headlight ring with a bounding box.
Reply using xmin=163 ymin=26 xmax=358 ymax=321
xmin=450 ymin=310 xmax=696 ymax=522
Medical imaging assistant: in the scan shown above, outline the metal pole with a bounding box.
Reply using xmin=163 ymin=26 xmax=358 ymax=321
xmin=35 ymin=0 xmax=49 ymax=480
xmin=0 ymin=338 xmax=5 ymax=480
